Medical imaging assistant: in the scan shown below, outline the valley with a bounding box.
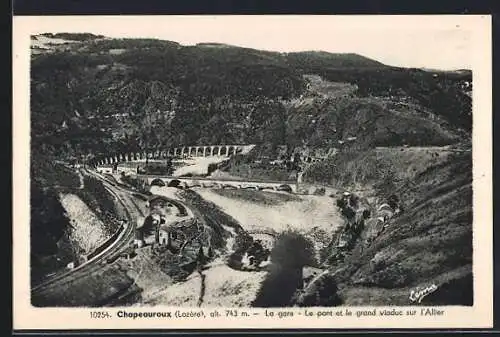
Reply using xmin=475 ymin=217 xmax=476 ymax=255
xmin=29 ymin=32 xmax=474 ymax=308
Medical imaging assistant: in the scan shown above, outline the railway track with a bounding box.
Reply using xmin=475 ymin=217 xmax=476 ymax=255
xmin=32 ymin=167 xmax=273 ymax=305
xmin=31 ymin=171 xmax=142 ymax=305
xmin=31 ymin=168 xmax=199 ymax=306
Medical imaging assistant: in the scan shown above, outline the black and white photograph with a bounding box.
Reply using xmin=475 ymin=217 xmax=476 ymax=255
xmin=13 ymin=15 xmax=492 ymax=329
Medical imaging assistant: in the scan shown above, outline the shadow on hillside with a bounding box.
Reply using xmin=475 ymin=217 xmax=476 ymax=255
xmin=252 ymin=264 xmax=303 ymax=307
xmin=251 ymin=230 xmax=317 ymax=307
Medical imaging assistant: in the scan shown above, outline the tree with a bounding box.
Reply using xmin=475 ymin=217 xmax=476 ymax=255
xmin=138 ymin=82 xmax=176 ymax=165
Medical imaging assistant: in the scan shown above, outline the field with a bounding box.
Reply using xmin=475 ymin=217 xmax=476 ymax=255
xmin=143 ymin=261 xmax=267 ymax=307
xmin=195 ymin=188 xmax=343 ymax=236
xmin=303 ymin=74 xmax=358 ymax=98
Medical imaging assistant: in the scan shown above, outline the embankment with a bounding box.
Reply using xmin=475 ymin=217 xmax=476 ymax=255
xmin=58 ymin=193 xmax=109 ymax=257
xmin=30 ymin=159 xmax=126 ymax=289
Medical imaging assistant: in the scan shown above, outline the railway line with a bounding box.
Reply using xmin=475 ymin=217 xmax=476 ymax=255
xmin=31 ymin=168 xmax=203 ymax=306
xmin=31 ymin=170 xmax=146 ymax=305
xmin=31 ymin=167 xmax=282 ymax=306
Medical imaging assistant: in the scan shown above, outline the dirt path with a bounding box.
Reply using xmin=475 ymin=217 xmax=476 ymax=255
xmin=196 ymin=267 xmax=206 ymax=307
xmin=149 ymin=260 xmax=266 ymax=307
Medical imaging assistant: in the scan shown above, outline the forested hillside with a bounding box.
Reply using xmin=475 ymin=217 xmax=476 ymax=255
xmin=29 ymin=33 xmax=475 ymax=307
xmin=31 ymin=33 xmax=472 ymax=162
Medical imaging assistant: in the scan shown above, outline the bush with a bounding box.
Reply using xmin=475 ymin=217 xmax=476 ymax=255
xmin=227 ymin=232 xmax=254 ymax=269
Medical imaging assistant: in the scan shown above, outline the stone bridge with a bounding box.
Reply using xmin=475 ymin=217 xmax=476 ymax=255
xmin=142 ymin=176 xmax=298 ymax=193
xmin=89 ymin=144 xmax=256 ymax=167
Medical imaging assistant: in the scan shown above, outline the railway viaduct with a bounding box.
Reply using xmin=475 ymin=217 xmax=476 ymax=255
xmin=89 ymin=144 xmax=255 ymax=167
xmin=145 ymin=176 xmax=298 ymax=193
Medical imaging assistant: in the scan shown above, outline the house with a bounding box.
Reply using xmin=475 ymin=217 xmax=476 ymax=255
xmin=134 ymin=195 xmax=179 ymax=248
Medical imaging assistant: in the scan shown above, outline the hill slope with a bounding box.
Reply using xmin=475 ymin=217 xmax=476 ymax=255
xmin=30 ymin=34 xmax=471 ymax=161
xmin=29 ymin=34 xmax=475 ymax=307
xmin=296 ymin=146 xmax=472 ymax=306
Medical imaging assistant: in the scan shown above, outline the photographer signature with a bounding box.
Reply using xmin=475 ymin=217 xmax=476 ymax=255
xmin=409 ymin=284 xmax=438 ymax=303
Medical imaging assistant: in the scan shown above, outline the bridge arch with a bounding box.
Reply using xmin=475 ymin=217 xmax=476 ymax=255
xmin=151 ymin=178 xmax=166 ymax=187
xmin=168 ymin=179 xmax=181 ymax=188
xmin=212 ymin=146 xmax=219 ymax=156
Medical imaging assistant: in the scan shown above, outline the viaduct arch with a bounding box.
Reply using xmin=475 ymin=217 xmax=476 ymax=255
xmin=89 ymin=144 xmax=254 ymax=167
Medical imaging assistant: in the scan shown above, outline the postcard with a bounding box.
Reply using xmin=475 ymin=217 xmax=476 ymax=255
xmin=13 ymin=14 xmax=493 ymax=330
